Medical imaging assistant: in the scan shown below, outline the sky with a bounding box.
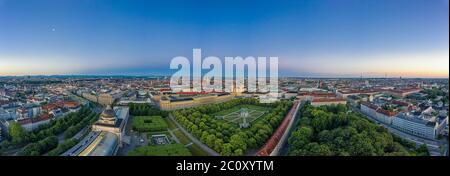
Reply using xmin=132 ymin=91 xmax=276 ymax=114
xmin=0 ymin=0 xmax=449 ymax=78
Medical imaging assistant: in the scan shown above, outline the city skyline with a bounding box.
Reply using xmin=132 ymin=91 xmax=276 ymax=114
xmin=0 ymin=0 xmax=449 ymax=78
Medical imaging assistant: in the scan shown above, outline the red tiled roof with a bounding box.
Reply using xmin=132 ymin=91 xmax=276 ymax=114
xmin=391 ymin=100 xmax=410 ymax=106
xmin=176 ymin=90 xmax=224 ymax=95
xmin=298 ymin=92 xmax=336 ymax=97
xmin=376 ymin=108 xmax=397 ymax=117
xmin=339 ymin=89 xmax=379 ymax=94
xmin=17 ymin=114 xmax=53 ymax=125
xmin=42 ymin=103 xmax=58 ymax=111
xmin=312 ymin=98 xmax=346 ymax=103
xmin=257 ymin=101 xmax=300 ymax=156
xmin=63 ymin=101 xmax=80 ymax=108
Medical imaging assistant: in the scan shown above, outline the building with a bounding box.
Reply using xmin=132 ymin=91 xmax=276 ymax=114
xmin=336 ymin=89 xmax=379 ymax=99
xmin=63 ymin=101 xmax=80 ymax=112
xmin=257 ymin=100 xmax=300 ymax=156
xmin=98 ymin=93 xmax=115 ymax=106
xmin=16 ymin=108 xmax=31 ymax=119
xmin=78 ymin=131 xmax=119 ymax=156
xmin=0 ymin=107 xmax=15 ymax=120
xmin=392 ymin=112 xmax=438 ymax=139
xmin=157 ymin=93 xmax=234 ymax=111
xmin=311 ymin=98 xmax=347 ymax=107
xmin=347 ymin=94 xmax=373 ymax=107
xmin=81 ymin=93 xmax=98 ymax=103
xmin=383 ymin=88 xmax=422 ymax=97
xmin=297 ymin=91 xmax=346 ymax=107
xmin=91 ymin=105 xmax=129 ymax=140
xmin=297 ymin=92 xmax=336 ymax=101
xmin=16 ymin=114 xmax=53 ymax=131
xmin=360 ymin=101 xmax=397 ymax=125
xmin=90 ymin=105 xmax=129 ymax=155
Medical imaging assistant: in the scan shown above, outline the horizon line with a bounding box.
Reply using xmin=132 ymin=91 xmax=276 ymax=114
xmin=0 ymin=74 xmax=448 ymax=79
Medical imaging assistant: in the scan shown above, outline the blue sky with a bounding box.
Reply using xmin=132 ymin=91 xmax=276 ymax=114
xmin=0 ymin=0 xmax=448 ymax=77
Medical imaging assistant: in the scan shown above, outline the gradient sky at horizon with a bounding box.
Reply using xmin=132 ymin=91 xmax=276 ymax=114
xmin=0 ymin=0 xmax=449 ymax=78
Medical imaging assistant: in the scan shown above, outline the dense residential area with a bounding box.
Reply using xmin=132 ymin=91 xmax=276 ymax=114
xmin=0 ymin=76 xmax=448 ymax=156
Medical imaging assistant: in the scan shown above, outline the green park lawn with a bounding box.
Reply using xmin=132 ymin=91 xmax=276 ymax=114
xmin=132 ymin=116 xmax=168 ymax=132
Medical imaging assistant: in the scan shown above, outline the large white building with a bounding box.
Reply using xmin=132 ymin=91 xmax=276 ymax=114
xmin=392 ymin=113 xmax=439 ymax=140
xmin=88 ymin=105 xmax=129 ymax=156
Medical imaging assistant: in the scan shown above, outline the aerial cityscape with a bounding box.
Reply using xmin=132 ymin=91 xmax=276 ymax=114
xmin=0 ymin=0 xmax=448 ymax=157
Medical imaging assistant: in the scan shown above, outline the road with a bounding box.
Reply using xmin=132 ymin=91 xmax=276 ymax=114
xmin=351 ymin=106 xmax=448 ymax=156
xmin=168 ymin=114 xmax=220 ymax=156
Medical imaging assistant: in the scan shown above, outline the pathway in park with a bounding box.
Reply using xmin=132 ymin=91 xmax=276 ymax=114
xmin=167 ymin=128 xmax=181 ymax=144
xmin=168 ymin=114 xmax=220 ymax=156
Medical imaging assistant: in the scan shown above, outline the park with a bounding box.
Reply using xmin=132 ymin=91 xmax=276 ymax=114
xmin=171 ymin=98 xmax=293 ymax=156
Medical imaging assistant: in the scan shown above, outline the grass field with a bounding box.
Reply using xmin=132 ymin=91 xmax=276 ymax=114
xmin=165 ymin=118 xmax=210 ymax=156
xmin=213 ymin=105 xmax=270 ymax=125
xmin=132 ymin=116 xmax=168 ymax=132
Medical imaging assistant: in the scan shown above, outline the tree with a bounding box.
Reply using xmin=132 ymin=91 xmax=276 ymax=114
xmin=20 ymin=136 xmax=58 ymax=156
xmin=213 ymin=139 xmax=224 ymax=152
xmin=288 ymin=104 xmax=413 ymax=156
xmin=233 ymin=149 xmax=244 ymax=156
xmin=205 ymin=134 xmax=217 ymax=147
xmin=348 ymin=133 xmax=375 ymax=156
xmin=303 ymin=143 xmax=333 ymax=156
xmin=9 ymin=122 xmax=27 ymax=145
xmin=229 ymin=134 xmax=247 ymax=152
xmin=288 ymin=126 xmax=313 ymax=149
xmin=171 ymin=98 xmax=293 ymax=155
xmin=221 ymin=143 xmax=233 ymax=156
xmin=415 ymin=144 xmax=429 ymax=156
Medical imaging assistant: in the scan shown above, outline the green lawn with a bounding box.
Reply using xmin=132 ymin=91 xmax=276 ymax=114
xmin=132 ymin=116 xmax=168 ymax=132
xmin=128 ymin=144 xmax=192 ymax=156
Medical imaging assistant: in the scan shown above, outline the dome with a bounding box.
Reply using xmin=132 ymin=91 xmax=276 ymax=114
xmin=98 ymin=105 xmax=117 ymax=125
xmin=101 ymin=105 xmax=116 ymax=119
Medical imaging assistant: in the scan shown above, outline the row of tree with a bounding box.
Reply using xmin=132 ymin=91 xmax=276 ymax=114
xmin=7 ymin=106 xmax=92 ymax=147
xmin=19 ymin=136 xmax=59 ymax=156
xmin=1 ymin=106 xmax=95 ymax=156
xmin=288 ymin=103 xmax=428 ymax=156
xmin=63 ymin=112 xmax=98 ymax=139
xmin=129 ymin=103 xmax=169 ymax=117
xmin=47 ymin=139 xmax=79 ymax=156
xmin=172 ymin=98 xmax=293 ymax=156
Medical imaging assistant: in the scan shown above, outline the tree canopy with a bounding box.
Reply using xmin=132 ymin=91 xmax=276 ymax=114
xmin=172 ymin=98 xmax=293 ymax=156
xmin=288 ymin=103 xmax=425 ymax=156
